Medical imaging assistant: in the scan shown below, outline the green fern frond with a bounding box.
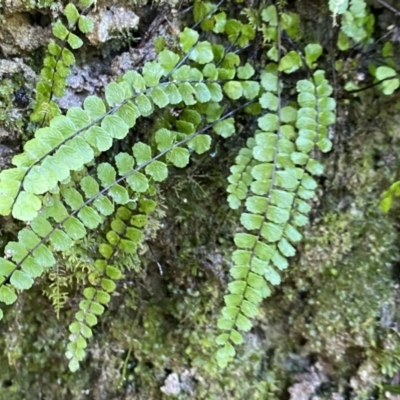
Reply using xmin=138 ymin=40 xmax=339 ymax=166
xmin=43 ymin=263 xmax=69 ymax=318
xmin=31 ymin=1 xmax=95 ymax=125
xmin=215 ymin=5 xmax=335 ymax=365
xmin=66 ymin=201 xmax=153 ymax=371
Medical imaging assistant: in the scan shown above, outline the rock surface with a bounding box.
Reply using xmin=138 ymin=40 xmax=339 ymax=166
xmin=0 ymin=13 xmax=51 ymax=56
xmin=86 ymin=6 xmax=140 ymax=46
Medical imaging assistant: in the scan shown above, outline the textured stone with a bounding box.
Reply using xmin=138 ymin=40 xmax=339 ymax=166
xmin=0 ymin=13 xmax=51 ymax=56
xmin=86 ymin=6 xmax=139 ymax=46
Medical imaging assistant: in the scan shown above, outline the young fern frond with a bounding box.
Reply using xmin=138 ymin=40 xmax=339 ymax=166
xmin=45 ymin=263 xmax=69 ymax=318
xmin=31 ymin=0 xmax=95 ymax=125
xmin=216 ymin=70 xmax=335 ymax=366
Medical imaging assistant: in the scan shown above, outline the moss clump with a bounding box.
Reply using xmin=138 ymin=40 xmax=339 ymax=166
xmin=0 ymin=75 xmax=28 ymax=139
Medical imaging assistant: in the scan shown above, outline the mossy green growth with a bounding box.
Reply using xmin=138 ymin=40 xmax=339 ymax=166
xmin=0 ymin=284 xmax=279 ymax=399
xmin=292 ymin=210 xmax=396 ymax=355
xmin=0 ymin=74 xmax=29 ymax=138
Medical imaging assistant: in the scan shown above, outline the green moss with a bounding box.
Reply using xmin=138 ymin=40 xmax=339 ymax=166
xmin=0 ymin=75 xmax=27 ymax=136
xmin=295 ymin=210 xmax=396 ymax=355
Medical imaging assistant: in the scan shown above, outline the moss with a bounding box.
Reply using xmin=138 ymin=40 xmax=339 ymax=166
xmin=293 ymin=209 xmax=396 ymax=358
xmin=0 ymin=75 xmax=28 ymax=139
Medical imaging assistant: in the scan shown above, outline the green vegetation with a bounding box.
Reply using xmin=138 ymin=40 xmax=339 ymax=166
xmin=1 ymin=0 xmax=400 ymax=397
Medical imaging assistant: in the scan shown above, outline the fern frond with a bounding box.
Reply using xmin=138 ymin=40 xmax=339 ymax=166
xmin=66 ymin=201 xmax=153 ymax=371
xmin=31 ymin=1 xmax=95 ymax=125
xmin=216 ymin=8 xmax=335 ymax=364
xmin=43 ymin=263 xmax=69 ymax=318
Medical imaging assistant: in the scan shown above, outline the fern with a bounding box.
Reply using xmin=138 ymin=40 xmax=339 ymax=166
xmin=0 ymin=13 xmax=254 ymax=366
xmin=329 ymin=0 xmax=374 ymax=48
xmin=67 ymin=201 xmax=154 ymax=371
xmin=216 ymin=70 xmax=335 ymax=366
xmin=44 ymin=263 xmax=69 ymax=318
xmin=31 ymin=0 xmax=95 ymax=124
xmin=215 ymin=6 xmax=335 ymax=367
